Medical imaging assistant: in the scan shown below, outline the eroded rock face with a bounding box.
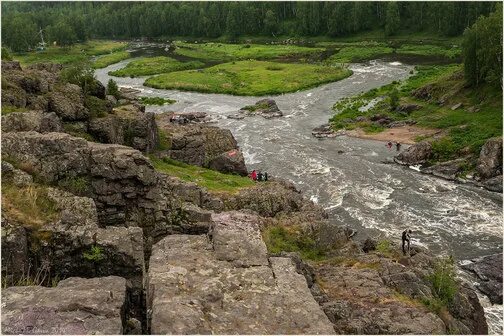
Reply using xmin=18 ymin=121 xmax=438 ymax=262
xmin=422 ymin=157 xmax=470 ymax=180
xmin=2 ymin=111 xmax=62 ymax=133
xmin=2 ymin=276 xmax=127 ymax=335
xmin=147 ymin=211 xmax=335 ymax=334
xmin=49 ymin=84 xmax=89 ymax=121
xmin=207 ymin=149 xmax=248 ymax=176
xmin=476 ymin=137 xmax=502 ymax=180
xmin=462 ymin=253 xmax=503 ymax=304
xmin=394 ymin=141 xmax=432 ymax=165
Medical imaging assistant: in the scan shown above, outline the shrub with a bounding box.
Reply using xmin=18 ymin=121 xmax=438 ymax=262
xmin=263 ymin=225 xmax=326 ymax=261
xmin=57 ymin=176 xmax=90 ymax=195
xmin=106 ymin=79 xmax=119 ymax=98
xmin=83 ymin=245 xmax=104 ymax=262
xmin=389 ymin=87 xmax=399 ymax=111
xmin=427 ymin=256 xmax=457 ymax=305
xmin=139 ymin=96 xmax=175 ymax=106
xmin=1 ymin=47 xmax=13 ymax=61
xmin=85 ymin=96 xmax=108 ymax=118
xmin=60 ymin=61 xmax=96 ymax=95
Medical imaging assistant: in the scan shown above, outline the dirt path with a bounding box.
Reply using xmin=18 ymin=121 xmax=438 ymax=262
xmin=346 ymin=126 xmax=441 ymax=144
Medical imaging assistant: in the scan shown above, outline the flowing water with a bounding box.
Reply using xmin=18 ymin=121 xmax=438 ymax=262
xmin=96 ymin=48 xmax=503 ymax=333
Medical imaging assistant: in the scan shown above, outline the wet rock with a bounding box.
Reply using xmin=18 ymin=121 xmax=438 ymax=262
xmin=2 ymin=111 xmax=62 ymax=133
xmin=2 ymin=276 xmax=127 ymax=335
xmin=147 ymin=211 xmax=334 ymax=334
xmin=422 ymin=157 xmax=469 ymax=180
xmin=312 ymin=124 xmax=336 ymax=138
xmin=227 ymin=113 xmax=245 ymax=120
xmin=49 ymin=84 xmax=89 ymax=121
xmin=483 ymin=175 xmax=503 ymax=192
xmin=462 ymin=253 xmax=503 ymax=304
xmin=170 ymin=111 xmax=208 ymax=123
xmin=476 ymin=137 xmax=502 ymax=180
xmin=239 ymin=99 xmax=283 ymax=119
xmin=207 ymin=149 xmax=248 ymax=176
xmin=394 ymin=141 xmax=432 ymax=165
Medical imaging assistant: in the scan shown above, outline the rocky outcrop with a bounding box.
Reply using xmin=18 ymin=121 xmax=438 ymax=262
xmin=462 ymin=253 xmax=503 ymax=304
xmin=422 ymin=157 xmax=470 ymax=180
xmin=48 ymin=84 xmax=89 ymax=121
xmin=312 ymin=124 xmax=337 ymax=138
xmin=207 ymin=149 xmax=248 ymax=176
xmin=89 ymin=104 xmax=159 ymax=152
xmin=394 ymin=141 xmax=432 ymax=165
xmin=2 ymin=276 xmax=127 ymax=335
xmin=476 ymin=137 xmax=502 ymax=180
xmin=237 ymin=99 xmax=283 ymax=119
xmin=2 ymin=111 xmax=62 ymax=133
xmin=147 ymin=211 xmax=335 ymax=334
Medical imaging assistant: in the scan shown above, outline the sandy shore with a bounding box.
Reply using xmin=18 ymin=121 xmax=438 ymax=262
xmin=345 ymin=126 xmax=441 ymax=145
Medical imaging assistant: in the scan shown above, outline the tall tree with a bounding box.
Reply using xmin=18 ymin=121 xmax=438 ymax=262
xmin=385 ymin=2 xmax=400 ymax=36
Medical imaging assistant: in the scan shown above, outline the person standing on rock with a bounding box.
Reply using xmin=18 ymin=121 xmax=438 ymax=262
xmin=264 ymin=172 xmax=268 ymax=181
xmin=387 ymin=141 xmax=392 ymax=149
xmin=402 ymin=229 xmax=412 ymax=255
xmin=257 ymin=171 xmax=263 ymax=181
xmin=250 ymin=170 xmax=257 ymax=181
xmin=396 ymin=142 xmax=402 ymax=151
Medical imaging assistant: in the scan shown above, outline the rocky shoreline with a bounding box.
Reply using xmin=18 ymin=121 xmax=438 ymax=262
xmin=0 ymin=61 xmax=495 ymax=334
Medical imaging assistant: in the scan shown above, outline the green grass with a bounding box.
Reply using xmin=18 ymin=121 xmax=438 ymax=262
xmin=327 ymin=46 xmax=394 ymax=63
xmin=145 ymin=60 xmax=352 ymax=96
xmin=1 ymin=106 xmax=28 ymax=115
xmin=13 ymin=40 xmax=128 ymax=66
xmin=109 ymin=56 xmax=204 ymax=77
xmin=150 ymin=156 xmax=254 ymax=193
xmin=93 ymin=51 xmax=131 ymax=69
xmin=396 ymin=44 xmax=460 ymax=59
xmin=174 ymin=41 xmax=324 ymax=61
xmin=263 ymin=225 xmax=326 ymax=261
xmin=329 ymin=63 xmax=502 ymax=165
xmin=139 ymin=96 xmax=176 ymax=106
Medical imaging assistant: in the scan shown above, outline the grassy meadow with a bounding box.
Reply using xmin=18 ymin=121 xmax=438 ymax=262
xmin=109 ymin=56 xmax=204 ymax=77
xmin=144 ymin=60 xmax=352 ymax=96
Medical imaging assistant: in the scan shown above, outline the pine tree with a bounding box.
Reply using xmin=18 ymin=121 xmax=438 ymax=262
xmin=385 ymin=2 xmax=400 ymax=36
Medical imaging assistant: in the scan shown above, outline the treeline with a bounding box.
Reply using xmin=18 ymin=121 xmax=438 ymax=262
xmin=1 ymin=1 xmax=498 ymax=51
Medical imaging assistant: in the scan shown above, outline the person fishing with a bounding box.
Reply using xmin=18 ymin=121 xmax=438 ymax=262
xmin=264 ymin=172 xmax=268 ymax=181
xmin=257 ymin=171 xmax=263 ymax=181
xmin=250 ymin=170 xmax=257 ymax=181
xmin=396 ymin=142 xmax=401 ymax=151
xmin=402 ymin=229 xmax=412 ymax=255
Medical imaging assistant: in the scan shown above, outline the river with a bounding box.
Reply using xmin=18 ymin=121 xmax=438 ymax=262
xmin=96 ymin=48 xmax=503 ymax=334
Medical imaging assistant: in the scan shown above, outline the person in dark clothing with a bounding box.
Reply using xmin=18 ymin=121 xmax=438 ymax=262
xmin=387 ymin=141 xmax=392 ymax=149
xmin=402 ymin=229 xmax=412 ymax=255
xmin=257 ymin=171 xmax=263 ymax=181
xmin=396 ymin=142 xmax=401 ymax=151
xmin=264 ymin=172 xmax=268 ymax=181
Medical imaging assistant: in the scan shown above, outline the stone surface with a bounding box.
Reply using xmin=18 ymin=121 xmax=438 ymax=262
xmin=1 ymin=276 xmax=127 ymax=335
xmin=48 ymin=84 xmax=89 ymax=121
xmin=462 ymin=253 xmax=503 ymax=304
xmin=422 ymin=157 xmax=470 ymax=180
xmin=147 ymin=211 xmax=334 ymax=335
xmin=239 ymin=99 xmax=283 ymax=119
xmin=476 ymin=137 xmax=502 ymax=180
xmin=2 ymin=111 xmax=62 ymax=133
xmin=207 ymin=149 xmax=248 ymax=176
xmin=394 ymin=141 xmax=432 ymax=165
xmin=483 ymin=175 xmax=503 ymax=192
xmin=312 ymin=124 xmax=337 ymax=138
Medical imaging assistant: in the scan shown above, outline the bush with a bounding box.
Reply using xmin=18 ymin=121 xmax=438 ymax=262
xmin=83 ymin=245 xmax=104 ymax=262
xmin=60 ymin=61 xmax=96 ymax=96
xmin=389 ymin=88 xmax=399 ymax=111
xmin=1 ymin=47 xmax=13 ymax=61
xmin=106 ymin=79 xmax=119 ymax=98
xmin=427 ymin=256 xmax=457 ymax=305
xmin=84 ymin=96 xmax=108 ymax=118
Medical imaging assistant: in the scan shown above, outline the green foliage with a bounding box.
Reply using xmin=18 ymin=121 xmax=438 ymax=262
xmin=375 ymin=239 xmax=395 ymax=257
xmin=156 ymin=128 xmax=171 ymax=151
xmin=1 ymin=13 xmax=38 ymax=52
xmin=139 ymin=97 xmax=176 ymax=106
xmin=85 ymin=96 xmax=108 ymax=118
xmin=93 ymin=51 xmax=130 ymax=69
xmin=46 ymin=19 xmax=77 ymax=46
xmin=385 ymin=2 xmax=401 ymax=36
xmin=327 ymin=45 xmax=393 ymax=63
xmin=145 ymin=60 xmax=352 ymax=96
xmin=109 ymin=56 xmax=204 ymax=77
xmin=57 ymin=176 xmax=90 ymax=195
xmin=427 ymin=256 xmax=458 ymax=305
xmin=462 ymin=5 xmax=502 ymax=87
xmin=1 ymin=106 xmax=28 ymax=115
xmin=263 ymin=225 xmax=326 ymax=261
xmin=389 ymin=88 xmax=399 ymax=111
xmin=60 ymin=61 xmax=97 ymax=96
xmin=106 ymin=79 xmax=119 ymax=98
xmin=83 ymin=245 xmax=105 ymax=262
xmin=150 ymin=156 xmax=254 ymax=193
xmin=396 ymin=44 xmax=461 ymax=59
xmin=2 ymin=47 xmax=13 ymax=60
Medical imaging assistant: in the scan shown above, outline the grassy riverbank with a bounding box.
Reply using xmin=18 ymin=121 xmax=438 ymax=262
xmin=13 ymin=40 xmax=128 ymax=66
xmin=93 ymin=51 xmax=131 ymax=69
xmin=173 ymin=41 xmax=324 ymax=61
xmin=330 ymin=64 xmax=502 ymax=162
xmin=109 ymin=56 xmax=204 ymax=77
xmin=145 ymin=60 xmax=352 ymax=96
xmin=150 ymin=156 xmax=254 ymax=193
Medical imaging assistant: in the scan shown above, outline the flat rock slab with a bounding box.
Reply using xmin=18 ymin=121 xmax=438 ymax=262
xmin=1 ymin=276 xmax=126 ymax=335
xmin=147 ymin=211 xmax=334 ymax=334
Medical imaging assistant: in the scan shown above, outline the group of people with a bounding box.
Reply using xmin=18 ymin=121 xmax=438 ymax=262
xmin=249 ymin=169 xmax=268 ymax=182
xmin=387 ymin=141 xmax=402 ymax=151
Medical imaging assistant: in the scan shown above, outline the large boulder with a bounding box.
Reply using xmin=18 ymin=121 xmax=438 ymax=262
xmin=239 ymin=99 xmax=283 ymax=119
xmin=207 ymin=149 xmax=248 ymax=176
xmin=147 ymin=211 xmax=334 ymax=334
xmin=483 ymin=175 xmax=503 ymax=192
xmin=462 ymin=253 xmax=503 ymax=304
xmin=394 ymin=141 xmax=432 ymax=165
xmin=476 ymin=137 xmax=502 ymax=180
xmin=1 ymin=85 xmax=27 ymax=108
xmin=48 ymin=83 xmax=89 ymax=121
xmin=1 ymin=276 xmax=127 ymax=335
xmin=2 ymin=111 xmax=62 ymax=133
xmin=422 ymin=157 xmax=470 ymax=180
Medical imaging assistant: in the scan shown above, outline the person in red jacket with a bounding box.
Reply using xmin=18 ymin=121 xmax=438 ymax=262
xmin=250 ymin=170 xmax=257 ymax=181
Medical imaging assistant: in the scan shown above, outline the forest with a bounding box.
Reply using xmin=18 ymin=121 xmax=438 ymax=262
xmin=1 ymin=1 xmax=498 ymax=52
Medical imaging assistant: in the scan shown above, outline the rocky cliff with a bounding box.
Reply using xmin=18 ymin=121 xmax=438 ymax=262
xmin=1 ymin=61 xmax=490 ymax=335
